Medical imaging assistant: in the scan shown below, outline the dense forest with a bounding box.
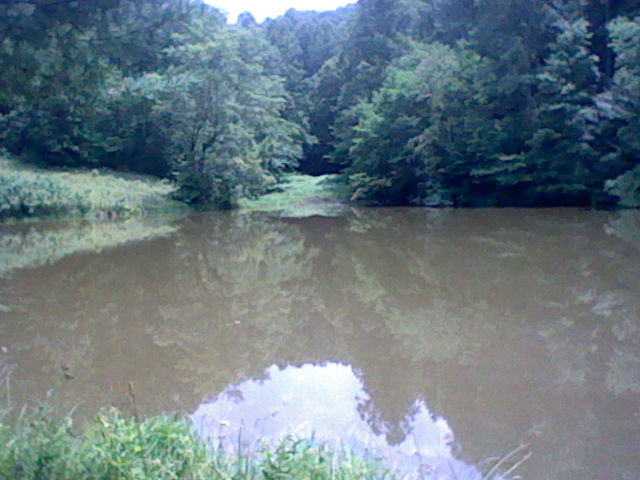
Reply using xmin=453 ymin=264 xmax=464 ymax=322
xmin=1 ymin=0 xmax=639 ymax=208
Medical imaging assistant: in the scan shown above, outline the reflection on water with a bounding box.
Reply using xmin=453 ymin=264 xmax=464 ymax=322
xmin=193 ymin=363 xmax=492 ymax=480
xmin=1 ymin=208 xmax=640 ymax=480
xmin=0 ymin=215 xmax=179 ymax=276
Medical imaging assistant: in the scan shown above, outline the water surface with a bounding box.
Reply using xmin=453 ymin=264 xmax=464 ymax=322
xmin=1 ymin=208 xmax=639 ymax=479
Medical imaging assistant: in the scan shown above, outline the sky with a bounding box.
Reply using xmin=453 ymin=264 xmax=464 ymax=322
xmin=202 ymin=0 xmax=355 ymax=23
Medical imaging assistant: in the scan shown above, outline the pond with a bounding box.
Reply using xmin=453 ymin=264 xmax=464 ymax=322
xmin=1 ymin=208 xmax=639 ymax=480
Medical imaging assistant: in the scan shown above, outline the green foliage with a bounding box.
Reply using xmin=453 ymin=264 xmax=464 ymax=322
xmin=326 ymin=0 xmax=640 ymax=207
xmin=605 ymin=165 xmax=640 ymax=207
xmin=0 ymin=0 xmax=190 ymax=174
xmin=0 ymin=0 xmax=304 ymax=209
xmin=239 ymin=173 xmax=350 ymax=216
xmin=0 ymin=22 xmax=112 ymax=167
xmin=262 ymin=438 xmax=389 ymax=480
xmin=157 ymin=18 xmax=304 ymax=207
xmin=0 ymin=156 xmax=180 ymax=220
xmin=265 ymin=8 xmax=354 ymax=79
xmin=502 ymin=16 xmax=603 ymax=205
xmin=342 ymin=43 xmax=496 ymax=205
xmin=327 ymin=0 xmax=418 ymax=167
xmin=0 ymin=408 xmax=214 ymax=480
xmin=0 ymin=408 xmax=76 ymax=480
xmin=0 ymin=408 xmax=393 ymax=480
xmin=81 ymin=411 xmax=214 ymax=480
xmin=263 ymin=7 xmax=355 ymax=174
xmin=1 ymin=0 xmax=639 ymax=208
xmin=604 ymin=16 xmax=640 ymax=207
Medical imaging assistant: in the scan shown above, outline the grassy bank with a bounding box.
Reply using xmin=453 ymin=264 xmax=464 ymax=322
xmin=0 ymin=156 xmax=184 ymax=221
xmin=239 ymin=174 xmax=351 ymax=217
xmin=0 ymin=408 xmax=391 ymax=480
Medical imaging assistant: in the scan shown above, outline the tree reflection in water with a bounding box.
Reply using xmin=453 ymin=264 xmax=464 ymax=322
xmin=1 ymin=208 xmax=639 ymax=480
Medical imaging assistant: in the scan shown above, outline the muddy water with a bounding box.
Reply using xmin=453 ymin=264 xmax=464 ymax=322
xmin=1 ymin=208 xmax=639 ymax=479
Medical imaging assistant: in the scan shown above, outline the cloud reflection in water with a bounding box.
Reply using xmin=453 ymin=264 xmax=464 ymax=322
xmin=192 ymin=363 xmax=494 ymax=480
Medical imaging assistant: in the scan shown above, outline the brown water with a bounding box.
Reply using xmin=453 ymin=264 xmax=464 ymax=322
xmin=1 ymin=208 xmax=639 ymax=479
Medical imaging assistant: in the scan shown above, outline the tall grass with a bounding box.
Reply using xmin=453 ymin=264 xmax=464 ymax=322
xmin=0 ymin=408 xmax=394 ymax=480
xmin=0 ymin=155 xmax=183 ymax=221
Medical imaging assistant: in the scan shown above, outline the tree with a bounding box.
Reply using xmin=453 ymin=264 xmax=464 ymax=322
xmin=603 ymin=16 xmax=640 ymax=206
xmin=343 ymin=43 xmax=496 ymax=206
xmin=158 ymin=17 xmax=303 ymax=207
xmin=528 ymin=15 xmax=603 ymax=204
xmin=264 ymin=7 xmax=355 ymax=174
xmin=0 ymin=0 xmax=195 ymax=173
xmin=329 ymin=0 xmax=428 ymax=166
xmin=490 ymin=13 xmax=604 ymax=206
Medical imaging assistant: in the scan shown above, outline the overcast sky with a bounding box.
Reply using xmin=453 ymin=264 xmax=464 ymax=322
xmin=202 ymin=0 xmax=355 ymax=23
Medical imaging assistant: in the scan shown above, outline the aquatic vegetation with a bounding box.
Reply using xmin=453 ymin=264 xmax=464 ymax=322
xmin=0 ymin=156 xmax=182 ymax=221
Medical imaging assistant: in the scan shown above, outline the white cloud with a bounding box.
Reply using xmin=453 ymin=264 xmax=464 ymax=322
xmin=202 ymin=0 xmax=355 ymax=23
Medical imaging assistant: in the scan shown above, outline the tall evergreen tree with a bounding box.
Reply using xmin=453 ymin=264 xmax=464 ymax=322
xmin=603 ymin=16 xmax=640 ymax=206
xmin=513 ymin=14 xmax=602 ymax=205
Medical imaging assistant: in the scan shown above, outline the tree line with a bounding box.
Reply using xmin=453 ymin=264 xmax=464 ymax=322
xmin=1 ymin=0 xmax=639 ymax=208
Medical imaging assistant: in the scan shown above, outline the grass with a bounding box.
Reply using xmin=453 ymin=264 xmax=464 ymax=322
xmin=0 ymin=155 xmax=184 ymax=221
xmin=0 ymin=402 xmax=532 ymax=480
xmin=0 ymin=407 xmax=394 ymax=480
xmin=239 ymin=174 xmax=352 ymax=217
xmin=0 ymin=156 xmax=351 ymax=221
xmin=0 ymin=371 xmax=527 ymax=480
